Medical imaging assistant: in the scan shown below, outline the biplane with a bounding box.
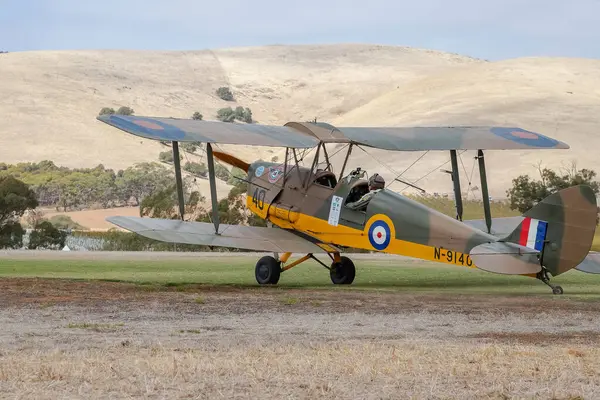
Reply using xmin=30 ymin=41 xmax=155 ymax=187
xmin=97 ymin=114 xmax=600 ymax=294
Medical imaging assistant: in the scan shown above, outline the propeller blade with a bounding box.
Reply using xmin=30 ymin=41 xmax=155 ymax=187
xmin=213 ymin=151 xmax=250 ymax=172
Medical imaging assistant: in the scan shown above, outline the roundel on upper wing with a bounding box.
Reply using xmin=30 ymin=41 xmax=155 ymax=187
xmin=368 ymin=220 xmax=391 ymax=250
xmin=490 ymin=127 xmax=559 ymax=148
xmin=108 ymin=115 xmax=187 ymax=141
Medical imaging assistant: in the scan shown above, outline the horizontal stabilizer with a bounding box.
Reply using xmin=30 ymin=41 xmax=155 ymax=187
xmin=106 ymin=216 xmax=331 ymax=253
xmin=470 ymin=242 xmax=541 ymax=275
xmin=575 ymin=252 xmax=600 ymax=274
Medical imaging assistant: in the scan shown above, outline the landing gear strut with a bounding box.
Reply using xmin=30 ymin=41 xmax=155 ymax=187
xmin=537 ymin=269 xmax=563 ymax=295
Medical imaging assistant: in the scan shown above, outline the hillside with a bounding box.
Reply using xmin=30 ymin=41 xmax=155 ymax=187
xmin=1 ymin=44 xmax=599 ymax=206
xmin=332 ymin=57 xmax=600 ymax=197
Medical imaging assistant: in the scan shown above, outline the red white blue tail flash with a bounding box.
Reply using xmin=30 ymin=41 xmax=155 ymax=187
xmin=519 ymin=217 xmax=548 ymax=251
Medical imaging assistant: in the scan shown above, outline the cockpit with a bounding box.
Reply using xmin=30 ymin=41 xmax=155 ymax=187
xmin=342 ymin=168 xmax=385 ymax=211
xmin=313 ymin=169 xmax=338 ymax=188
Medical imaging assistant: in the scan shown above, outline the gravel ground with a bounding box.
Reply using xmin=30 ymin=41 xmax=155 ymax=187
xmin=1 ymin=253 xmax=600 ymax=398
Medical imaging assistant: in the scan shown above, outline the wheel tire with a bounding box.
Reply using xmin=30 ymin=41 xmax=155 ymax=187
xmin=553 ymin=285 xmax=564 ymax=295
xmin=330 ymin=256 xmax=356 ymax=285
xmin=255 ymin=256 xmax=281 ymax=285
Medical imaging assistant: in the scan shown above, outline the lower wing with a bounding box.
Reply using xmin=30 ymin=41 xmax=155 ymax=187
xmin=106 ymin=216 xmax=334 ymax=253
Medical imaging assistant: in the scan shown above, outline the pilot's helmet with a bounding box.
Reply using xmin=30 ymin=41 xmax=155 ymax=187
xmin=369 ymin=174 xmax=385 ymax=190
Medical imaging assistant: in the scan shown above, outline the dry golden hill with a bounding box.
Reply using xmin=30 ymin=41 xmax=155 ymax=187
xmin=331 ymin=57 xmax=600 ymax=198
xmin=0 ymin=44 xmax=481 ymax=200
xmin=1 ymin=44 xmax=599 ymax=202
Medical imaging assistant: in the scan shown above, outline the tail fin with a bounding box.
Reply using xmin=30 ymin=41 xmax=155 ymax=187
xmin=502 ymin=185 xmax=598 ymax=276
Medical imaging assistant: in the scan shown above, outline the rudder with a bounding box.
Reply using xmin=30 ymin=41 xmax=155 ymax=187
xmin=502 ymin=185 xmax=598 ymax=276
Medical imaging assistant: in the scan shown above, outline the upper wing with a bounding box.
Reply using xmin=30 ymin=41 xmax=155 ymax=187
xmin=107 ymin=216 xmax=334 ymax=253
xmin=97 ymin=115 xmax=320 ymax=148
xmin=336 ymin=126 xmax=569 ymax=151
xmin=98 ymin=115 xmax=568 ymax=151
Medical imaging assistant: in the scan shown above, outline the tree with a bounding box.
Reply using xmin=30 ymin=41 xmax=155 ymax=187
xmin=28 ymin=221 xmax=67 ymax=250
xmin=507 ymin=164 xmax=600 ymax=223
xmin=216 ymin=87 xmax=234 ymax=101
xmin=192 ymin=111 xmax=203 ymax=120
xmin=99 ymin=107 xmax=115 ymax=116
xmin=115 ymin=162 xmax=174 ymax=206
xmin=116 ymin=106 xmax=134 ymax=115
xmin=0 ymin=176 xmax=38 ymax=249
xmin=140 ymin=185 xmax=180 ymax=219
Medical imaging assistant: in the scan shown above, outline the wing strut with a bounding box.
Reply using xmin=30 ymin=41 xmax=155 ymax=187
xmin=206 ymin=143 xmax=220 ymax=234
xmin=449 ymin=150 xmax=463 ymax=221
xmin=172 ymin=141 xmax=186 ymax=220
xmin=477 ymin=149 xmax=492 ymax=233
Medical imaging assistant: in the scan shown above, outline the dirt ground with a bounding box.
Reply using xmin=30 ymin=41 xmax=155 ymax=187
xmin=1 ymin=278 xmax=600 ymax=399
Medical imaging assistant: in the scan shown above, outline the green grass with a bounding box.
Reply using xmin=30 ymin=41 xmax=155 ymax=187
xmin=1 ymin=255 xmax=600 ymax=297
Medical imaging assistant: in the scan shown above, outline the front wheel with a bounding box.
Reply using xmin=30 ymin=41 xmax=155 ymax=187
xmin=255 ymin=256 xmax=281 ymax=285
xmin=330 ymin=256 xmax=356 ymax=285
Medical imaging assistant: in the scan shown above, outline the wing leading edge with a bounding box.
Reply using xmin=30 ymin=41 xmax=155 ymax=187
xmin=106 ymin=216 xmax=332 ymax=253
xmin=98 ymin=115 xmax=569 ymax=151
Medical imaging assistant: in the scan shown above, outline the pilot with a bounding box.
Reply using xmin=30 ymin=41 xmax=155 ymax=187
xmin=346 ymin=173 xmax=385 ymax=211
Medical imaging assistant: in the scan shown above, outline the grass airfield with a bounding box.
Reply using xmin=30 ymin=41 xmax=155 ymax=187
xmin=1 ymin=251 xmax=600 ymax=399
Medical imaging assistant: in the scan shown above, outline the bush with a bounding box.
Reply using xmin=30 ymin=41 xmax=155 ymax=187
xmin=217 ymin=106 xmax=253 ymax=123
xmin=159 ymin=151 xmax=182 ymax=163
xmin=48 ymin=215 xmax=88 ymax=230
xmin=99 ymin=107 xmax=115 ymax=116
xmin=214 ymin=164 xmax=230 ymax=181
xmin=183 ymin=161 xmax=207 ymax=176
xmin=234 ymin=106 xmax=253 ymax=123
xmin=191 ymin=111 xmax=203 ymax=120
xmin=216 ymin=107 xmax=236 ymax=122
xmin=181 ymin=143 xmax=197 ymax=153
xmin=216 ymin=87 xmax=234 ymax=101
xmin=116 ymin=106 xmax=134 ymax=115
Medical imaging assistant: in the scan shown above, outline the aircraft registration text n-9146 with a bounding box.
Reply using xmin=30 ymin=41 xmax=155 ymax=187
xmin=433 ymin=247 xmax=473 ymax=267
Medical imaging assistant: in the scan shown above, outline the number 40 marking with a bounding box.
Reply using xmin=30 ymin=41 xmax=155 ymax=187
xmin=252 ymin=188 xmax=266 ymax=210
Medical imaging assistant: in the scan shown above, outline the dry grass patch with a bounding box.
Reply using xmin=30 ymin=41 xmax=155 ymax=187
xmin=0 ymin=341 xmax=599 ymax=399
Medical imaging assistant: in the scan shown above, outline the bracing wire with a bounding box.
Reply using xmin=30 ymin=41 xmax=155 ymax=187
xmin=397 ymin=150 xmax=469 ymax=193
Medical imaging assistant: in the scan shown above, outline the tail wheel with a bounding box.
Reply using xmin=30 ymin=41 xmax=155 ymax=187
xmin=330 ymin=256 xmax=356 ymax=285
xmin=255 ymin=256 xmax=281 ymax=285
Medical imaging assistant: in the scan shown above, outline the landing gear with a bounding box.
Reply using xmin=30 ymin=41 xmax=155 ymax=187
xmin=330 ymin=256 xmax=356 ymax=285
xmin=255 ymin=256 xmax=281 ymax=285
xmin=537 ymin=269 xmax=563 ymax=295
xmin=253 ymin=252 xmax=356 ymax=285
xmin=552 ymin=286 xmax=564 ymax=295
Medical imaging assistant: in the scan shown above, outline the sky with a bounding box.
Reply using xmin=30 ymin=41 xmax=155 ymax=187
xmin=1 ymin=0 xmax=599 ymax=60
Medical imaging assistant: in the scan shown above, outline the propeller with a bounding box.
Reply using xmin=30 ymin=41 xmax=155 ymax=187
xmin=213 ymin=151 xmax=250 ymax=173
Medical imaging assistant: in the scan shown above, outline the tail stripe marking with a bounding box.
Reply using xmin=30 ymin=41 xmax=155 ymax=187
xmin=519 ymin=217 xmax=531 ymax=247
xmin=519 ymin=217 xmax=548 ymax=251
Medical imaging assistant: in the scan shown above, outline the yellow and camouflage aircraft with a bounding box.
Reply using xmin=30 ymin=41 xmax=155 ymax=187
xmin=98 ymin=115 xmax=600 ymax=294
